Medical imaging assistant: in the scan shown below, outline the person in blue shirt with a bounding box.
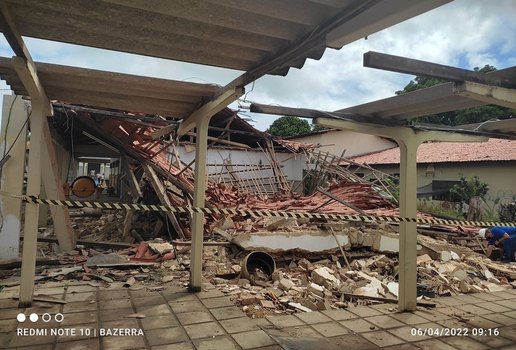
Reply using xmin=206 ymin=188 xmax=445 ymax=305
xmin=479 ymin=226 xmax=516 ymax=262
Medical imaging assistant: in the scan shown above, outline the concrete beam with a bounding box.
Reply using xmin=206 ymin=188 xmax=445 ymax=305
xmin=454 ymin=81 xmax=516 ymax=109
xmin=176 ymin=87 xmax=244 ymax=138
xmin=316 ymin=117 xmax=488 ymax=143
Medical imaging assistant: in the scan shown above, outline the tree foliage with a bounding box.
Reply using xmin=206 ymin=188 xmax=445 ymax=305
xmin=396 ymin=65 xmax=515 ymax=126
xmin=449 ymin=175 xmax=489 ymax=205
xmin=267 ymin=116 xmax=311 ymax=137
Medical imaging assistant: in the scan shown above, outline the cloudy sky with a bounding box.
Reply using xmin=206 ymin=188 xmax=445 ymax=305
xmin=0 ymin=0 xmax=514 ymax=130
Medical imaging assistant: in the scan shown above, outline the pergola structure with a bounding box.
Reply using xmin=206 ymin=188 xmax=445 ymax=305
xmin=251 ymin=52 xmax=516 ymax=311
xmin=0 ymin=0 xmax=461 ymax=310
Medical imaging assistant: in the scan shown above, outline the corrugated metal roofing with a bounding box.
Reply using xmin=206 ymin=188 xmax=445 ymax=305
xmin=349 ymin=138 xmax=516 ymax=164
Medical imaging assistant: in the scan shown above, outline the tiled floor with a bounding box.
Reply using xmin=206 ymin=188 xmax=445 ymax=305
xmin=1 ymin=281 xmax=516 ymax=350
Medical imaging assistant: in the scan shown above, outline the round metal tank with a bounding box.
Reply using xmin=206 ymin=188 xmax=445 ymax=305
xmin=70 ymin=176 xmax=96 ymax=198
xmin=240 ymin=251 xmax=276 ymax=283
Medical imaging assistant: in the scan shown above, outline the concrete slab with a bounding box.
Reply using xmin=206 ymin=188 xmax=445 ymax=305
xmin=2 ymin=283 xmax=516 ymax=350
xmin=193 ymin=335 xmax=240 ymax=350
xmin=200 ymin=296 xmax=235 ymax=309
xmin=266 ymin=315 xmax=305 ymax=328
xmin=209 ymin=306 xmax=246 ymax=320
xmin=140 ymin=315 xmax=180 ymax=330
xmin=440 ymin=336 xmax=490 ymax=350
xmin=220 ymin=317 xmax=263 ymax=333
xmin=294 ymin=311 xmax=332 ymax=324
xmin=321 ymin=309 xmax=360 ymax=321
xmin=311 ymin=321 xmax=350 ymax=337
xmin=412 ymin=339 xmax=458 ymax=350
xmin=363 ymin=330 xmax=405 ymax=347
xmin=347 ymin=305 xmax=384 ymax=318
xmin=340 ymin=318 xmax=376 ymax=333
xmin=145 ymin=326 xmax=189 ymax=346
xmin=176 ymin=311 xmax=214 ymax=325
xmin=365 ymin=315 xmax=405 ymax=329
xmin=55 ymin=338 xmax=100 ymax=350
xmin=184 ymin=321 xmax=226 ymax=339
xmin=231 ymin=330 xmax=276 ymax=349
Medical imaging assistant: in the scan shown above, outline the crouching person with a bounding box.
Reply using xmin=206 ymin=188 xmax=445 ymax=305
xmin=478 ymin=226 xmax=516 ymax=262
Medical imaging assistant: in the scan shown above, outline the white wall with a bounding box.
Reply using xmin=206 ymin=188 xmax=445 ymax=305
xmin=174 ymin=144 xmax=306 ymax=185
xmin=291 ymin=130 xmax=396 ymax=158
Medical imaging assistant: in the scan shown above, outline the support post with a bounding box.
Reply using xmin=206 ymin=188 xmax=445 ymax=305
xmin=189 ymin=117 xmax=210 ymax=291
xmin=397 ymin=136 xmax=419 ymax=312
xmin=41 ymin=119 xmax=75 ymax=251
xmin=0 ymin=95 xmax=28 ymax=259
xmin=19 ymin=99 xmax=48 ymax=307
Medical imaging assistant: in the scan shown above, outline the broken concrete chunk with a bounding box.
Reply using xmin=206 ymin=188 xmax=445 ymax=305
xmin=440 ymin=251 xmax=452 ymax=262
xmin=451 ymin=267 xmax=468 ymax=281
xmin=215 ymin=217 xmax=235 ymax=230
xmin=311 ymin=267 xmax=339 ymax=288
xmin=240 ymin=294 xmax=258 ymax=305
xmin=386 ymin=282 xmax=399 ymax=298
xmin=260 ymin=300 xmax=276 ymax=309
xmin=288 ymin=302 xmax=312 ymax=312
xmin=308 ymin=283 xmax=324 ymax=298
xmin=416 ymin=254 xmax=433 ymax=265
xmin=263 ymin=217 xmax=297 ymax=231
xmin=278 ymin=278 xmax=295 ymax=291
xmin=86 ymin=253 xmax=130 ymax=266
xmin=301 ymin=298 xmax=319 ymax=311
xmin=148 ymin=241 xmax=174 ymax=255
xmin=297 ymin=258 xmax=312 ymax=270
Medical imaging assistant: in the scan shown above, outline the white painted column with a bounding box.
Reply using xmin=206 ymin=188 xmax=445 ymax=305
xmin=397 ymin=136 xmax=419 ymax=312
xmin=189 ymin=118 xmax=209 ymax=291
xmin=0 ymin=95 xmax=28 ymax=259
xmin=19 ymin=99 xmax=47 ymax=307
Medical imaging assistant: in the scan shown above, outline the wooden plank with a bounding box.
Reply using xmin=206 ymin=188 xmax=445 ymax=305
xmin=143 ymin=164 xmax=185 ymax=239
xmin=316 ymin=187 xmax=366 ymax=215
xmin=20 ymin=235 xmax=134 ymax=250
xmin=0 ymin=257 xmax=61 ymax=270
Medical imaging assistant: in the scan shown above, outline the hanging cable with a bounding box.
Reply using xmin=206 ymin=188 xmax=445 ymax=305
xmin=0 ymin=101 xmax=31 ymax=167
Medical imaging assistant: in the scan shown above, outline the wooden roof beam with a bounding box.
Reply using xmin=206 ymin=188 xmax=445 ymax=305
xmin=364 ymin=51 xmax=516 ymax=89
xmin=454 ymin=81 xmax=516 ymax=110
xmin=149 ymin=87 xmax=244 ymax=140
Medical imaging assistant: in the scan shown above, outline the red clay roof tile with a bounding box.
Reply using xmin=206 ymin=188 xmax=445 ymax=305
xmin=349 ymin=138 xmax=516 ymax=164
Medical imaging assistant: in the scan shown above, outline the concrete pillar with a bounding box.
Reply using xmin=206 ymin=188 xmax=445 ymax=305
xmin=0 ymin=95 xmax=28 ymax=259
xmin=38 ymin=181 xmax=48 ymax=228
xmin=19 ymin=99 xmax=47 ymax=307
xmin=189 ymin=118 xmax=210 ymax=291
xmin=397 ymin=136 xmax=419 ymax=312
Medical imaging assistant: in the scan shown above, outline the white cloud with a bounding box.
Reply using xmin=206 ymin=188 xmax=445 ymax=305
xmin=0 ymin=0 xmax=513 ymax=131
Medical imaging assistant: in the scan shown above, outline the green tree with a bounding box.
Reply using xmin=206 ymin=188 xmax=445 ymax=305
xmin=396 ymin=65 xmax=515 ymax=126
xmin=267 ymin=116 xmax=311 ymax=137
xmin=450 ymin=175 xmax=489 ymax=204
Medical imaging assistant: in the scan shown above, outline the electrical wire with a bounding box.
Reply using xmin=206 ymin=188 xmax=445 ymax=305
xmin=0 ymin=100 xmax=31 ymax=167
xmin=2 ymin=95 xmax=19 ymax=159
